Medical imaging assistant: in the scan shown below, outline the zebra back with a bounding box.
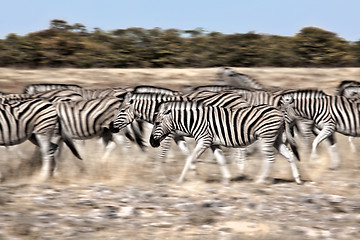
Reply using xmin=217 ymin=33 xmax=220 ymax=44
xmin=183 ymin=90 xmax=250 ymax=109
xmin=74 ymin=88 xmax=128 ymax=100
xmin=32 ymin=88 xmax=84 ymax=102
xmin=24 ymin=83 xmax=82 ymax=94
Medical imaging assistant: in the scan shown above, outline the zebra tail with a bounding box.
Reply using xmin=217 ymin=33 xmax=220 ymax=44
xmin=58 ymin=117 xmax=83 ymax=160
xmin=284 ymin=121 xmax=301 ymax=161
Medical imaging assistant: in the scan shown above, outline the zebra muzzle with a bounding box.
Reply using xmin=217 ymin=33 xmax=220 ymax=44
xmin=149 ymin=136 xmax=161 ymax=148
xmin=109 ymin=122 xmax=120 ymax=133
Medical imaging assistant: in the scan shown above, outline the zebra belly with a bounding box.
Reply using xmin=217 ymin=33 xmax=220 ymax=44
xmin=0 ymin=134 xmax=30 ymax=146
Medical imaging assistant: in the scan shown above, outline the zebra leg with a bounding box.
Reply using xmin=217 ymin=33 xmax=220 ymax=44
xmin=113 ymin=133 xmax=132 ymax=154
xmin=35 ymin=134 xmax=54 ymax=181
xmin=349 ymin=136 xmax=356 ymax=153
xmin=234 ymin=147 xmax=247 ymax=176
xmin=310 ymin=125 xmax=335 ymax=163
xmin=211 ymin=145 xmax=232 ymax=185
xmin=174 ymin=135 xmax=194 ymax=170
xmin=177 ymin=139 xmax=210 ymax=184
xmin=276 ymin=143 xmax=302 ymax=184
xmin=100 ymin=140 xmax=117 ymax=163
xmin=256 ymin=139 xmax=276 ymax=184
xmin=312 ymin=127 xmax=341 ymax=169
xmin=326 ymin=134 xmax=341 ymax=170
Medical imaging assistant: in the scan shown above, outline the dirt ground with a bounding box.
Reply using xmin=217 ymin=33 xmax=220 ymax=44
xmin=0 ymin=67 xmax=360 ymax=239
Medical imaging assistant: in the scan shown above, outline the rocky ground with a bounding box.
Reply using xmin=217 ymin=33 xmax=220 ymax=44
xmin=0 ymin=67 xmax=360 ymax=239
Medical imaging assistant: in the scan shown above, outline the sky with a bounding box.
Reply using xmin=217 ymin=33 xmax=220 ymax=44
xmin=0 ymin=0 xmax=359 ymax=41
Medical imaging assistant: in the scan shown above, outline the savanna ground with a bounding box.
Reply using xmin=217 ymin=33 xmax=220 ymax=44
xmin=0 ymin=67 xmax=360 ymax=239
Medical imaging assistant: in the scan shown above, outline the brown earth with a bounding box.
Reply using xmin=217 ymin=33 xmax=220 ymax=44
xmin=0 ymin=67 xmax=360 ymax=239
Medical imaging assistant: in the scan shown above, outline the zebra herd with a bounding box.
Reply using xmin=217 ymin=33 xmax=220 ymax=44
xmin=1 ymin=68 xmax=359 ymax=184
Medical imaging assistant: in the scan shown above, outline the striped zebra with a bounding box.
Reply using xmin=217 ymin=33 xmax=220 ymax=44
xmin=0 ymin=98 xmax=82 ymax=181
xmin=111 ymin=91 xmax=250 ymax=160
xmin=217 ymin=67 xmax=264 ymax=90
xmin=149 ymin=101 xmax=302 ymax=184
xmin=336 ymin=80 xmax=360 ymax=100
xmin=336 ymin=80 xmax=360 ymax=152
xmin=112 ymin=91 xmax=299 ymax=183
xmin=279 ymin=89 xmax=360 ymax=169
xmin=111 ymin=93 xmax=191 ymax=170
xmin=53 ymin=97 xmax=144 ymax=161
xmin=24 ymin=83 xmax=82 ymax=94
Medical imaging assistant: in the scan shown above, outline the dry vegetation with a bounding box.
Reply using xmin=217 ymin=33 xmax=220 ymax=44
xmin=0 ymin=67 xmax=360 ymax=239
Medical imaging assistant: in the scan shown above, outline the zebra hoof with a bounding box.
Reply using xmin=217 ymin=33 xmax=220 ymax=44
xmin=221 ymin=179 xmax=231 ymax=186
xmin=254 ymin=178 xmax=273 ymax=185
xmin=295 ymin=179 xmax=303 ymax=185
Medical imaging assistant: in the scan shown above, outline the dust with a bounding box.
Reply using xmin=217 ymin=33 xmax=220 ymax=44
xmin=0 ymin=67 xmax=360 ymax=239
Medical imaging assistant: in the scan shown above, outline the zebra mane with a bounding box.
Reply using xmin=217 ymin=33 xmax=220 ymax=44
xmin=279 ymin=89 xmax=329 ymax=97
xmin=132 ymin=85 xmax=181 ymax=96
xmin=128 ymin=92 xmax=188 ymax=102
xmin=0 ymin=93 xmax=38 ymax=104
xmin=23 ymin=83 xmax=82 ymax=94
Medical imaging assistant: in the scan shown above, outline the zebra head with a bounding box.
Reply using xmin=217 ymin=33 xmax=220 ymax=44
xmin=341 ymin=86 xmax=360 ymax=100
xmin=149 ymin=103 xmax=174 ymax=148
xmin=111 ymin=98 xmax=136 ymax=133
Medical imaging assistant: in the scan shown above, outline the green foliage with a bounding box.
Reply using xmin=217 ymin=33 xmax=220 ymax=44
xmin=0 ymin=20 xmax=358 ymax=68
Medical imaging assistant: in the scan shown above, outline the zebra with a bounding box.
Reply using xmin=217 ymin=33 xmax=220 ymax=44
xmin=53 ymin=97 xmax=144 ymax=161
xmin=73 ymin=87 xmax=128 ymax=100
xmin=336 ymin=80 xmax=360 ymax=152
xmin=112 ymin=91 xmax=296 ymax=182
xmin=0 ymin=98 xmax=82 ymax=181
xmin=149 ymin=101 xmax=302 ymax=184
xmin=279 ymin=89 xmax=360 ymax=169
xmin=111 ymin=93 xmax=191 ymax=171
xmin=217 ymin=67 xmax=264 ymax=90
xmin=336 ymin=80 xmax=360 ymax=100
xmin=24 ymin=83 xmax=82 ymax=94
xmin=2 ymin=88 xmax=84 ymax=103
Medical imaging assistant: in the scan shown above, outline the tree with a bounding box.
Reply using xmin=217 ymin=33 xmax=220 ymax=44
xmin=294 ymin=27 xmax=351 ymax=66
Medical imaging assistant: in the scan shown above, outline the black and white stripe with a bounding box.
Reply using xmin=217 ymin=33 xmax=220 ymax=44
xmin=0 ymin=98 xmax=82 ymax=180
xmin=280 ymin=89 xmax=360 ymax=169
xmin=54 ymin=97 xmax=144 ymax=160
xmin=149 ymin=101 xmax=301 ymax=184
xmin=336 ymin=80 xmax=360 ymax=152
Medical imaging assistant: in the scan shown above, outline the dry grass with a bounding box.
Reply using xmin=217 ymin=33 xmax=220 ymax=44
xmin=0 ymin=67 xmax=360 ymax=185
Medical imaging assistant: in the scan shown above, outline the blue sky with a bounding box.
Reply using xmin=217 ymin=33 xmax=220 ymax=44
xmin=0 ymin=0 xmax=359 ymax=41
